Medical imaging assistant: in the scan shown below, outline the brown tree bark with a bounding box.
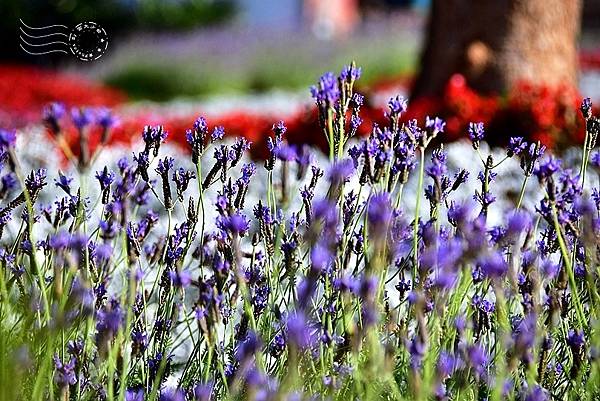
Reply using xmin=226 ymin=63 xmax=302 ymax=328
xmin=411 ymin=0 xmax=583 ymax=99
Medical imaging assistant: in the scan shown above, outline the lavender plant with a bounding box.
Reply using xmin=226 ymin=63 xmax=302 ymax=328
xmin=1 ymin=64 xmax=600 ymax=401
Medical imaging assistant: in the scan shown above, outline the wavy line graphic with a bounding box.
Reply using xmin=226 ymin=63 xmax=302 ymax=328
xmin=19 ymin=19 xmax=68 ymax=30
xmin=19 ymin=28 xmax=69 ymax=39
xmin=18 ymin=44 xmax=68 ymax=55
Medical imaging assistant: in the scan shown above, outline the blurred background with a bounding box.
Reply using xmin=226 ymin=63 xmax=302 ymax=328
xmin=1 ymin=0 xmax=600 ymax=152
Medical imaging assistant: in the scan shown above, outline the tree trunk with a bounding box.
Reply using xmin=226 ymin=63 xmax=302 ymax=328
xmin=411 ymin=0 xmax=582 ymax=99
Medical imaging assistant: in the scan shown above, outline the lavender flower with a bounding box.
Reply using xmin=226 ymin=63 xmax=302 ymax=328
xmin=53 ymin=355 xmax=77 ymax=389
xmin=388 ymin=95 xmax=407 ymax=116
xmin=212 ymin=126 xmax=225 ymax=142
xmin=95 ymin=167 xmax=115 ymax=204
xmin=42 ymin=102 xmax=65 ymax=135
xmin=468 ymin=122 xmax=485 ymax=149
xmin=70 ymin=107 xmax=92 ymax=130
xmin=311 ymin=72 xmax=340 ymax=105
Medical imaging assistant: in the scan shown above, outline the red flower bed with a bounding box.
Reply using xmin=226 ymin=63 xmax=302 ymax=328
xmin=1 ymin=64 xmax=593 ymax=159
xmin=404 ymin=74 xmax=586 ymax=149
xmin=58 ymin=76 xmax=588 ymax=161
xmin=0 ymin=65 xmax=126 ymax=129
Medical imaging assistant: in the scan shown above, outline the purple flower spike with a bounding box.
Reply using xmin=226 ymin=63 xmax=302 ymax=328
xmin=534 ymin=156 xmax=561 ymax=180
xmin=169 ymin=270 xmax=192 ymax=288
xmin=125 ymin=389 xmax=145 ymax=401
xmin=478 ymin=251 xmax=508 ymax=279
xmin=70 ymin=107 xmax=92 ymax=130
xmin=368 ymin=192 xmax=392 ymax=240
xmin=525 ymin=385 xmax=549 ymax=401
xmin=468 ymin=122 xmax=485 ymax=148
xmin=581 ymin=97 xmax=593 ymax=119
xmin=96 ymin=107 xmax=116 ymax=129
xmin=311 ymin=72 xmax=340 ymax=105
xmin=53 ymin=355 xmax=77 ymax=389
xmin=0 ymin=129 xmax=16 ymax=150
xmin=286 ymin=312 xmax=313 ymax=350
xmin=388 ymin=95 xmax=407 ymax=116
xmin=340 ymin=64 xmax=361 ymax=82
xmin=425 ymin=116 xmax=446 ymax=136
xmin=193 ymin=382 xmax=214 ymax=401
xmin=211 ymin=126 xmax=225 ymax=142
xmin=54 ymin=171 xmax=73 ymax=195
xmin=159 ymin=388 xmax=186 ymax=401
xmin=95 ymin=167 xmax=115 ymax=190
xmin=43 ymin=102 xmax=66 ymax=134
xmin=327 ymin=158 xmax=355 ymax=183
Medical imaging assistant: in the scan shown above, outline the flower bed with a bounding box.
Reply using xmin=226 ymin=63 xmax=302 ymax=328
xmin=1 ymin=64 xmax=595 ymax=158
xmin=1 ymin=63 xmax=600 ymax=401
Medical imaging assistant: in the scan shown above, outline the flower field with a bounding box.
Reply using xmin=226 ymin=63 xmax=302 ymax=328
xmin=1 ymin=62 xmax=600 ymax=401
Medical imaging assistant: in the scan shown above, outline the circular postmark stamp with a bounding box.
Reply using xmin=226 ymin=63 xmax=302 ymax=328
xmin=68 ymin=21 xmax=108 ymax=61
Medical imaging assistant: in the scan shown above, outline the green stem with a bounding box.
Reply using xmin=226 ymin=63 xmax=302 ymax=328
xmin=412 ymin=148 xmax=425 ymax=283
xmin=516 ymin=175 xmax=529 ymax=210
xmin=550 ymin=203 xmax=586 ymax=329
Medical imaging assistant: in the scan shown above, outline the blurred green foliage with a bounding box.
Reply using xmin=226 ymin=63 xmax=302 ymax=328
xmin=9 ymin=0 xmax=235 ymax=31
xmin=104 ymin=39 xmax=416 ymax=100
xmin=1 ymin=0 xmax=235 ymax=60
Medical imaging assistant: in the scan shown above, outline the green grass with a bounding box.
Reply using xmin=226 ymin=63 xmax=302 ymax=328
xmin=103 ymin=36 xmax=417 ymax=100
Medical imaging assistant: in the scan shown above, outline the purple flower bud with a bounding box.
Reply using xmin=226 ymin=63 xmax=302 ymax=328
xmin=567 ymin=330 xmax=585 ymax=348
xmin=125 ymin=389 xmax=145 ymax=401
xmin=95 ymin=167 xmax=115 ymax=190
xmin=211 ymin=126 xmax=225 ymax=142
xmin=350 ymin=115 xmax=362 ymax=131
xmin=54 ymin=171 xmax=73 ymax=194
xmin=534 ymin=156 xmax=561 ymax=180
xmin=286 ymin=312 xmax=313 ymax=349
xmin=351 ymin=93 xmax=364 ymax=108
xmin=70 ymin=107 xmax=92 ymax=130
xmin=525 ymin=385 xmax=550 ymax=401
xmin=156 ymin=157 xmax=174 ymax=175
xmin=506 ymin=210 xmax=532 ymax=236
xmin=0 ymin=129 xmax=16 ymax=149
xmin=340 ymin=64 xmax=361 ymax=82
xmin=159 ymin=388 xmax=186 ymax=401
xmin=468 ymin=122 xmax=485 ymax=146
xmin=1 ymin=173 xmax=17 ymax=191
xmin=311 ymin=243 xmax=333 ymax=272
xmin=169 ymin=270 xmax=192 ymax=288
xmin=388 ymin=95 xmax=407 ymax=116
xmin=43 ymin=102 xmax=65 ymax=134
xmin=235 ymin=331 xmax=262 ymax=362
xmin=581 ymin=97 xmax=593 ymax=119
xmin=425 ymin=116 xmax=446 ymax=136
xmin=275 ymin=143 xmax=296 ymax=161
xmin=477 ymin=251 xmax=507 ymax=279
xmin=327 ymin=158 xmax=354 ymax=183
xmin=591 ymin=150 xmax=600 ymax=169
xmin=217 ymin=212 xmax=250 ymax=236
xmin=193 ymin=382 xmax=214 ymax=401
xmin=310 ymin=72 xmax=340 ymax=105
xmin=368 ymin=192 xmax=392 ymax=240
xmin=272 ymin=120 xmax=287 ymax=138
xmin=96 ymin=107 xmax=116 ymax=130
xmin=25 ymin=168 xmax=47 ymax=192
xmin=53 ymin=355 xmax=77 ymax=389
xmin=466 ymin=343 xmax=488 ymax=377
xmin=507 ymin=136 xmax=527 ymax=157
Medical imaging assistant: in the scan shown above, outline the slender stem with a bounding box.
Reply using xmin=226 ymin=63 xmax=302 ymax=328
xmin=550 ymin=203 xmax=586 ymax=329
xmin=516 ymin=175 xmax=529 ymax=210
xmin=412 ymin=148 xmax=425 ymax=285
